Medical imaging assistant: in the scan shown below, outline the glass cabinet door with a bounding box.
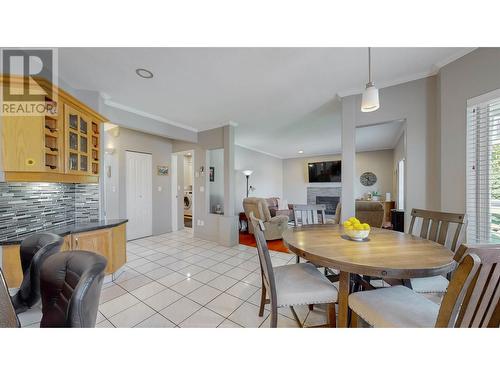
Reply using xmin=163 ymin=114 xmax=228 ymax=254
xmin=65 ymin=104 xmax=90 ymax=175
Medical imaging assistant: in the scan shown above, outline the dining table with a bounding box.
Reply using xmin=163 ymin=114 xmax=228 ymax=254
xmin=0 ymin=267 xmax=18 ymax=328
xmin=282 ymin=224 xmax=456 ymax=327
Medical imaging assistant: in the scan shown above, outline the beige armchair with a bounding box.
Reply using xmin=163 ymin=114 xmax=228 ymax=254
xmin=243 ymin=197 xmax=289 ymax=240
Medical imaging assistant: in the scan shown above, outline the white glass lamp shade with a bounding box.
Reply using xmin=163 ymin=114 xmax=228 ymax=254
xmin=361 ymin=83 xmax=380 ymax=112
xmin=242 ymin=170 xmax=253 ymax=176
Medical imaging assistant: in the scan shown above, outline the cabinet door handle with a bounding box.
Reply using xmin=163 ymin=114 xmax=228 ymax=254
xmin=75 ymin=237 xmax=79 ymax=249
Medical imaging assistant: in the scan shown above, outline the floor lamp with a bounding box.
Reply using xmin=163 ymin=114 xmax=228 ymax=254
xmin=242 ymin=170 xmax=253 ymax=197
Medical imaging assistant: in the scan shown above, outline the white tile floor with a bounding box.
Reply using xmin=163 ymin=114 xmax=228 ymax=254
xmin=18 ymin=228 xmax=333 ymax=328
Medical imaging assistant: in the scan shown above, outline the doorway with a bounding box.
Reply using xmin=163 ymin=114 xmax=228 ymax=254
xmin=125 ymin=151 xmax=153 ymax=240
xmin=171 ymin=150 xmax=195 ymax=231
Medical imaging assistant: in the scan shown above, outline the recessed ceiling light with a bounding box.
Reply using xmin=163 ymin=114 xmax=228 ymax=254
xmin=298 ymin=150 xmax=304 ymax=154
xmin=136 ymin=68 xmax=154 ymax=79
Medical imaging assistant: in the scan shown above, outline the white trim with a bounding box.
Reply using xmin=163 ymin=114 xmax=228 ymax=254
xmin=234 ymin=142 xmax=283 ymax=159
xmin=104 ymin=99 xmax=199 ymax=132
xmin=338 ymin=48 xmax=476 ymax=98
xmin=433 ymin=48 xmax=477 ymax=70
xmin=338 ymin=69 xmax=435 ymax=97
xmin=467 ymin=88 xmax=500 ymax=107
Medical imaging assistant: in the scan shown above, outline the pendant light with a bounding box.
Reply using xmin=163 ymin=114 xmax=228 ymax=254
xmin=361 ymin=47 xmax=380 ymax=112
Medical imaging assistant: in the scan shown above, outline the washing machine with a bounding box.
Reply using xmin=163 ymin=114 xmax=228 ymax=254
xmin=183 ymin=191 xmax=193 ymax=216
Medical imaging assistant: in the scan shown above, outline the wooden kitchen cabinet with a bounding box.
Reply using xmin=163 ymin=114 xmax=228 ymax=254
xmin=72 ymin=229 xmax=112 ymax=273
xmin=0 ymin=223 xmax=127 ymax=288
xmin=0 ymin=75 xmax=106 ymax=183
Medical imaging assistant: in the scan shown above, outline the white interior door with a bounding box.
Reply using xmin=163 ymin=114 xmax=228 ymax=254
xmin=126 ymin=151 xmax=153 ymax=240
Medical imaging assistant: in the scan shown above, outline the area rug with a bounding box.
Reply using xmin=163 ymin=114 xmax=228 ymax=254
xmin=239 ymin=231 xmax=290 ymax=253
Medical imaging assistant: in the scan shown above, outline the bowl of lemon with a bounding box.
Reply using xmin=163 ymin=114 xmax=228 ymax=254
xmin=342 ymin=217 xmax=371 ymax=241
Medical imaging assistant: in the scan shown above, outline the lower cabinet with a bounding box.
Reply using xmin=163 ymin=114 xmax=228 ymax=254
xmin=1 ymin=223 xmax=126 ymax=288
xmin=72 ymin=229 xmax=112 ymax=273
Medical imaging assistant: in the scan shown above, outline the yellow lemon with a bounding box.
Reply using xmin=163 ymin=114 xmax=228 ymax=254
xmin=348 ymin=217 xmax=357 ymax=223
xmin=354 ymin=223 xmax=363 ymax=230
xmin=343 ymin=220 xmax=352 ymax=227
xmin=363 ymin=223 xmax=370 ymax=230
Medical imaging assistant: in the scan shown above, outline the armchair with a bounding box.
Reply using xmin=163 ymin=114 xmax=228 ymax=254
xmin=243 ymin=197 xmax=288 ymax=240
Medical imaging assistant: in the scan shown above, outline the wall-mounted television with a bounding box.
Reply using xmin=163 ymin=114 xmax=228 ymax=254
xmin=308 ymin=161 xmax=341 ymax=183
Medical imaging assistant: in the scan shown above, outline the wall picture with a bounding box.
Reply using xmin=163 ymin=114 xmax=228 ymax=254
xmin=157 ymin=165 xmax=169 ymax=176
xmin=209 ymin=167 xmax=215 ymax=182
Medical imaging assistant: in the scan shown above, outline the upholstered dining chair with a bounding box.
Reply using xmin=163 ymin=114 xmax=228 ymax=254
xmin=292 ymin=204 xmax=327 ymax=264
xmin=10 ymin=233 xmax=64 ymax=314
xmin=348 ymin=244 xmax=500 ymax=328
xmin=405 ymin=208 xmax=467 ymax=293
xmin=249 ymin=212 xmax=338 ymax=328
xmin=39 ymin=250 xmax=107 ymax=328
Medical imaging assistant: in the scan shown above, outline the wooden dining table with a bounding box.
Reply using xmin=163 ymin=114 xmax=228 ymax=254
xmin=282 ymin=224 xmax=456 ymax=327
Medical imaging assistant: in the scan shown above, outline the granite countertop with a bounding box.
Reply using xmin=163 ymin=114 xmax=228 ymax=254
xmin=0 ymin=219 xmax=128 ymax=246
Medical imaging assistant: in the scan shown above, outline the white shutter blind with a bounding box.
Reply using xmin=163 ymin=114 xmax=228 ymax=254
xmin=466 ymin=92 xmax=500 ymax=243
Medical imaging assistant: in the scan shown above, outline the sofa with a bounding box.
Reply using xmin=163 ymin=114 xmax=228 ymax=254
xmin=266 ymin=197 xmax=294 ymax=222
xmin=243 ymin=197 xmax=289 ymax=240
xmin=355 ymin=201 xmax=385 ymax=227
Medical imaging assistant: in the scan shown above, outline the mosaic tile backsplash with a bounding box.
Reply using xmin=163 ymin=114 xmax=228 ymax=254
xmin=0 ymin=182 xmax=100 ymax=241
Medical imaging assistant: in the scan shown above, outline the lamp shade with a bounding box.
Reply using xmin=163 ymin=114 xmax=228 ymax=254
xmin=242 ymin=170 xmax=253 ymax=176
xmin=361 ymin=84 xmax=379 ymax=112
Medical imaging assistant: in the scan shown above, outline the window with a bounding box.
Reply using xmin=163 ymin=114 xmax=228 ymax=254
xmin=466 ymin=89 xmax=500 ymax=243
xmin=397 ymin=159 xmax=405 ymax=210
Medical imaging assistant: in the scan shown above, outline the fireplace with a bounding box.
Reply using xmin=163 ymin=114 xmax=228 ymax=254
xmin=316 ymin=196 xmax=340 ymax=215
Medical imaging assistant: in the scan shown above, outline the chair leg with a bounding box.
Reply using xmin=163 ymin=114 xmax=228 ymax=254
xmin=351 ymin=311 xmax=359 ymax=328
xmin=270 ymin=306 xmax=278 ymax=328
xmin=259 ymin=284 xmax=266 ymax=317
xmin=327 ymin=303 xmax=336 ymax=328
xmin=296 ymin=255 xmax=300 ymax=263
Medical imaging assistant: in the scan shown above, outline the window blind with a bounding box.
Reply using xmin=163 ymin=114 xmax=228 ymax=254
xmin=466 ymin=91 xmax=500 ymax=243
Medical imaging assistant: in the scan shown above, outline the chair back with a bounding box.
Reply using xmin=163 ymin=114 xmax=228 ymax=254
xmin=40 ymin=250 xmax=107 ymax=328
xmin=408 ymin=208 xmax=466 ymax=252
xmin=11 ymin=233 xmax=63 ymax=312
xmin=436 ymin=244 xmax=500 ymax=328
xmin=248 ymin=212 xmax=277 ymax=309
xmin=293 ymin=204 xmax=326 ymax=226
xmin=355 ymin=201 xmax=385 ymax=228
xmin=243 ymin=197 xmax=272 ymax=233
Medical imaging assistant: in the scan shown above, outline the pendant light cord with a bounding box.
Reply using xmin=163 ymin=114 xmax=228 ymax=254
xmin=368 ymin=47 xmax=372 ymax=83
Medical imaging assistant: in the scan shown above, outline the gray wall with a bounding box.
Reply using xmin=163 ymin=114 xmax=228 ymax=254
xmin=283 ymin=150 xmax=395 ymax=205
xmin=234 ymin=145 xmax=284 ymax=213
xmin=438 ymin=48 xmax=500 ymax=213
xmin=344 ymin=76 xmax=438 ymax=226
xmin=104 ymin=127 xmax=173 ymax=235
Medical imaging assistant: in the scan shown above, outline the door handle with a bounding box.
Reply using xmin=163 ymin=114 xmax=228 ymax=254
xmin=75 ymin=237 xmax=79 ymax=249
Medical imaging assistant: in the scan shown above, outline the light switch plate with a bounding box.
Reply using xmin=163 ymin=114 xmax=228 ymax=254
xmin=200 ymin=186 xmax=204 ymax=192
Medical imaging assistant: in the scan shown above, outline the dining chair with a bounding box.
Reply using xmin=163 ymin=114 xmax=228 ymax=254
xmin=39 ymin=250 xmax=107 ymax=328
xmin=10 ymin=233 xmax=64 ymax=314
xmin=293 ymin=204 xmax=327 ymax=264
xmin=405 ymin=208 xmax=467 ymax=293
xmin=249 ymin=212 xmax=338 ymax=328
xmin=348 ymin=244 xmax=500 ymax=328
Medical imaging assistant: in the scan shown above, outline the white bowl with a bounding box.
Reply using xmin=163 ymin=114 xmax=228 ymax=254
xmin=344 ymin=228 xmax=370 ymax=241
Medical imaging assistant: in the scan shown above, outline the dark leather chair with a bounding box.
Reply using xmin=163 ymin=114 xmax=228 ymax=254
xmin=11 ymin=233 xmax=63 ymax=314
xmin=40 ymin=251 xmax=107 ymax=328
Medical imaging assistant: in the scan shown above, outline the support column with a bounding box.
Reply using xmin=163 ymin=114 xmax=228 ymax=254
xmin=341 ymin=96 xmax=356 ymax=221
xmin=219 ymin=122 xmax=238 ymax=246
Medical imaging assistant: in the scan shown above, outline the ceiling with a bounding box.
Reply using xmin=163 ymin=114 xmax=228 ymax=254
xmin=58 ymin=47 xmax=472 ymax=158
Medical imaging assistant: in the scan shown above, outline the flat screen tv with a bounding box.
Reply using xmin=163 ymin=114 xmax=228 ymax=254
xmin=308 ymin=161 xmax=341 ymax=183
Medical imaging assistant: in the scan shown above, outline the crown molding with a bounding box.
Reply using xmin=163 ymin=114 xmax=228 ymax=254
xmin=103 ymin=99 xmax=199 ymax=133
xmin=338 ymin=47 xmax=477 ymax=98
xmin=234 ymin=142 xmax=283 ymax=159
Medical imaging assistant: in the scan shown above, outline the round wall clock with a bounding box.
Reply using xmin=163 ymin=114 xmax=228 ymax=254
xmin=360 ymin=172 xmax=377 ymax=186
